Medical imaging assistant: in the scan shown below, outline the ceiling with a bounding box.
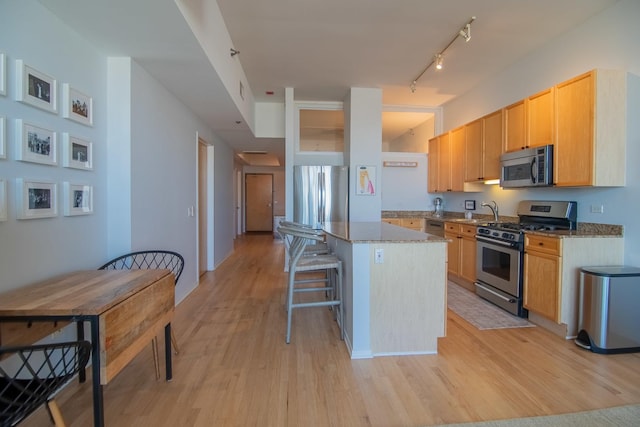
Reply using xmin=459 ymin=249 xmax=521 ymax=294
xmin=39 ymin=0 xmax=618 ymax=165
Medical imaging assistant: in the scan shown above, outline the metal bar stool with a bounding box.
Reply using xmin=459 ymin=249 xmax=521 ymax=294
xmin=277 ymin=225 xmax=343 ymax=344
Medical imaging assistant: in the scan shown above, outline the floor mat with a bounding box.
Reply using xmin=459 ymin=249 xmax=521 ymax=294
xmin=447 ymin=281 xmax=535 ymax=330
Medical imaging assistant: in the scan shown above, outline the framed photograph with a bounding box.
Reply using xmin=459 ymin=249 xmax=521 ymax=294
xmin=0 ymin=116 xmax=5 ymax=159
xmin=0 ymin=52 xmax=6 ymax=96
xmin=465 ymin=200 xmax=476 ymax=210
xmin=15 ymin=120 xmax=57 ymax=166
xmin=16 ymin=178 xmax=57 ymax=219
xmin=62 ymin=133 xmax=92 ymax=170
xmin=62 ymin=83 xmax=93 ymax=126
xmin=15 ymin=60 xmax=57 ymax=113
xmin=0 ymin=179 xmax=7 ymax=222
xmin=63 ymin=182 xmax=93 ymax=216
xmin=356 ymin=165 xmax=376 ymax=196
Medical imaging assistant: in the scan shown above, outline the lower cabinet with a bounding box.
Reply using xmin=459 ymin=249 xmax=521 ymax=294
xmin=523 ymin=233 xmax=624 ymax=338
xmin=382 ymin=218 xmax=424 ymax=232
xmin=523 ymin=235 xmax=561 ymax=321
xmin=445 ymin=222 xmax=477 ymax=288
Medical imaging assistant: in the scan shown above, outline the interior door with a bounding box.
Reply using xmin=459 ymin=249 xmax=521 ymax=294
xmin=245 ymin=174 xmax=273 ymax=232
xmin=198 ymin=139 xmax=208 ymax=276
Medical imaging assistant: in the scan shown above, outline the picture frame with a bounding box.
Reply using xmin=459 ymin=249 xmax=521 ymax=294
xmin=356 ymin=165 xmax=376 ymax=196
xmin=0 ymin=52 xmax=6 ymax=96
xmin=0 ymin=116 xmax=5 ymax=159
xmin=62 ymin=133 xmax=93 ymax=170
xmin=16 ymin=178 xmax=57 ymax=219
xmin=63 ymin=182 xmax=93 ymax=216
xmin=15 ymin=119 xmax=57 ymax=166
xmin=62 ymin=83 xmax=93 ymax=126
xmin=465 ymin=200 xmax=476 ymax=210
xmin=0 ymin=179 xmax=7 ymax=222
xmin=15 ymin=60 xmax=58 ymax=113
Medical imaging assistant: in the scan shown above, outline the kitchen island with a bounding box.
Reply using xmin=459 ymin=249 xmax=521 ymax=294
xmin=323 ymin=221 xmax=448 ymax=358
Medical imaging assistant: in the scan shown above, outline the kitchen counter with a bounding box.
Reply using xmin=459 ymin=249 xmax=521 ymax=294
xmin=382 ymin=211 xmax=623 ymax=237
xmin=323 ymin=221 xmax=447 ymax=358
xmin=324 ymin=221 xmax=447 ymax=243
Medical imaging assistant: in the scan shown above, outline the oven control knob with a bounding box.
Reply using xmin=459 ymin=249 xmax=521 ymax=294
xmin=492 ymin=232 xmax=499 ymax=237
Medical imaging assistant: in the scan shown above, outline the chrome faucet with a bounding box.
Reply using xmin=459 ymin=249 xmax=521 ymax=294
xmin=481 ymin=200 xmax=499 ymax=222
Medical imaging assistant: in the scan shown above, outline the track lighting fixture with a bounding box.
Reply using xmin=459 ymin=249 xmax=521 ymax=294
xmin=435 ymin=54 xmax=443 ymax=70
xmin=459 ymin=23 xmax=471 ymax=42
xmin=410 ymin=16 xmax=476 ymax=93
xmin=230 ymin=48 xmax=240 ymax=57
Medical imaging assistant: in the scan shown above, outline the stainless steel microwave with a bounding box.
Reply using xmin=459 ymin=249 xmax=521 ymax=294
xmin=500 ymin=145 xmax=553 ymax=188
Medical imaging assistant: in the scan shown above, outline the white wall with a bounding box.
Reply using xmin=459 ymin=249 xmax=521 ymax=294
xmin=381 ymin=152 xmax=437 ymax=212
xmin=0 ymin=1 xmax=237 ymax=303
xmin=440 ymin=0 xmax=640 ymax=265
xmin=0 ymin=1 xmax=108 ymax=291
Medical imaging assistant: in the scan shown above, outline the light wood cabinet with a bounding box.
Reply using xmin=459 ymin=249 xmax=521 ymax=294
xmin=554 ymin=69 xmax=626 ymax=187
xmin=449 ymin=127 xmax=465 ymax=191
xmin=523 ymin=233 xmax=624 ymax=338
xmin=505 ymin=88 xmax=554 ymax=153
xmin=524 ymin=235 xmax=561 ymax=322
xmin=527 ymin=87 xmax=554 ymax=148
xmin=465 ymin=109 xmax=503 ymax=182
xmin=429 ymin=129 xmax=463 ymax=193
xmin=504 ymin=99 xmax=526 ymax=152
xmin=427 ymin=136 xmax=440 ymax=193
xmin=445 ymin=222 xmax=477 ymax=289
xmin=382 ymin=218 xmax=424 ymax=232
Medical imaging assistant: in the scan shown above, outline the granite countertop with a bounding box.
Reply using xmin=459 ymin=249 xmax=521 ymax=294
xmin=323 ymin=221 xmax=448 ymax=243
xmin=382 ymin=210 xmax=623 ymax=238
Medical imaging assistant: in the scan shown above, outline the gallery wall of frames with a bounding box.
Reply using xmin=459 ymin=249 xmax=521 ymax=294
xmin=0 ymin=52 xmax=95 ymax=222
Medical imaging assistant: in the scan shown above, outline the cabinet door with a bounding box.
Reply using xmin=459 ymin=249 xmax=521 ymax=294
xmin=555 ymin=71 xmax=594 ymax=186
xmin=482 ymin=109 xmax=503 ymax=181
xmin=523 ymin=251 xmax=560 ymax=321
xmin=438 ymin=132 xmax=451 ymax=192
xmin=464 ymin=119 xmax=483 ymax=182
xmin=527 ymin=88 xmax=554 ymax=148
xmin=428 ymin=136 xmax=440 ymax=193
xmin=450 ymin=127 xmax=465 ymax=191
xmin=445 ymin=231 xmax=460 ymax=276
xmin=504 ymin=100 xmax=526 ymax=152
xmin=460 ymin=235 xmax=477 ymax=283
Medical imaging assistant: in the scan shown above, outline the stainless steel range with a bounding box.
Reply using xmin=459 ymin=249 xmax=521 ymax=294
xmin=474 ymin=200 xmax=577 ymax=317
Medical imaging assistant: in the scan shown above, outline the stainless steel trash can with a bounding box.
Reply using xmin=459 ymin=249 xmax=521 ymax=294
xmin=575 ymin=266 xmax=640 ymax=354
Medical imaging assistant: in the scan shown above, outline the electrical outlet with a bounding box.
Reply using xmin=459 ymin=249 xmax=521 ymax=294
xmin=590 ymin=204 xmax=604 ymax=214
xmin=374 ymin=248 xmax=384 ymax=264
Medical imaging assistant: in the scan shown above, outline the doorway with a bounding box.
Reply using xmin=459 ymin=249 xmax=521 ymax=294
xmin=197 ymin=137 xmax=211 ymax=276
xmin=245 ymin=174 xmax=273 ymax=232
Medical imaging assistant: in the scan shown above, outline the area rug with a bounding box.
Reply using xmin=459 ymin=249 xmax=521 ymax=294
xmin=447 ymin=281 xmax=535 ymax=330
xmin=431 ymin=404 xmax=640 ymax=426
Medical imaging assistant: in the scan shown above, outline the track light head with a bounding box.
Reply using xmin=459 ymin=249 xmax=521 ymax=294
xmin=435 ymin=54 xmax=443 ymax=70
xmin=459 ymin=23 xmax=472 ymax=42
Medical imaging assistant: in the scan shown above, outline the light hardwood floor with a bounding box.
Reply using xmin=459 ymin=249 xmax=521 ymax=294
xmin=23 ymin=233 xmax=640 ymax=426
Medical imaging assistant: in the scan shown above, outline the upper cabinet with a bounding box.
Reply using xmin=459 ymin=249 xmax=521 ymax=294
xmin=504 ymin=100 xmax=526 ymax=152
xmin=427 ymin=68 xmax=626 ymax=193
xmin=427 ymin=136 xmax=439 ymax=193
xmin=504 ymin=88 xmax=554 ymax=153
xmin=555 ymin=69 xmax=626 ymax=187
xmin=465 ymin=109 xmax=502 ymax=182
xmin=527 ymin=87 xmax=554 ymax=149
xmin=429 ymin=129 xmax=464 ymax=193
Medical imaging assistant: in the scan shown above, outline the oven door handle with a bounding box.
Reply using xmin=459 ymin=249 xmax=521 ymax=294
xmin=476 ymin=236 xmax=517 ymax=248
xmin=475 ymin=282 xmax=516 ymax=303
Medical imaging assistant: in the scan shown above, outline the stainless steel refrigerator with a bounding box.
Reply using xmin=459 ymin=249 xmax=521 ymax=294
xmin=293 ymin=166 xmax=349 ymax=229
